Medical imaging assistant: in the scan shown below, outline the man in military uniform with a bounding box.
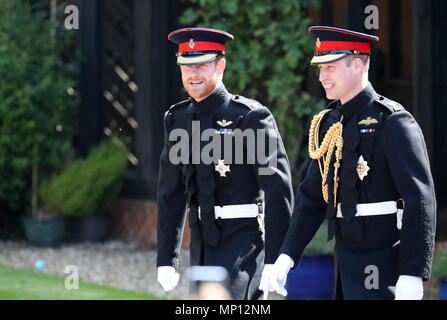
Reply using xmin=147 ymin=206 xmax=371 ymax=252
xmin=156 ymin=27 xmax=293 ymax=300
xmin=267 ymin=26 xmax=436 ymax=300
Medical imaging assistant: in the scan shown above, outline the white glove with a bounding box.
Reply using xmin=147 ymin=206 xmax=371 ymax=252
xmin=157 ymin=266 xmax=180 ymax=292
xmin=270 ymin=254 xmax=294 ymax=296
xmin=394 ymin=275 xmax=423 ymax=300
xmin=258 ymin=264 xmax=274 ymax=296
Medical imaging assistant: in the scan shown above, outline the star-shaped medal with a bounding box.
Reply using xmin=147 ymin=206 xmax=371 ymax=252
xmin=215 ymin=159 xmax=230 ymax=177
xmin=356 ymin=155 xmax=370 ymax=181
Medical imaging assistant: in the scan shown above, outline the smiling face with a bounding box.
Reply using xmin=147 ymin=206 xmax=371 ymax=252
xmin=180 ymin=57 xmax=226 ymax=102
xmin=318 ymin=56 xmax=367 ymax=104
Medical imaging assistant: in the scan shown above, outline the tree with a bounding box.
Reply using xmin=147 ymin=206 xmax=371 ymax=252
xmin=179 ymin=0 xmax=325 ymax=185
xmin=0 ymin=0 xmax=79 ymax=212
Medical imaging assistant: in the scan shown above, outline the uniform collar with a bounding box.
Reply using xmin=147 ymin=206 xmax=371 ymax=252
xmin=337 ymin=82 xmax=376 ymax=121
xmin=191 ymin=83 xmax=230 ymax=114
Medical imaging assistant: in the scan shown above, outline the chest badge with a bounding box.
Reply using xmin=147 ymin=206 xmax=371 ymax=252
xmin=216 ymin=120 xmax=233 ymax=134
xmin=356 ymin=155 xmax=370 ymax=181
xmin=217 ymin=119 xmax=233 ymax=127
xmin=358 ymin=117 xmax=378 ymax=126
xmin=360 ymin=128 xmax=375 ymax=133
xmin=215 ymin=128 xmax=233 ymax=135
xmin=215 ymin=159 xmax=230 ymax=177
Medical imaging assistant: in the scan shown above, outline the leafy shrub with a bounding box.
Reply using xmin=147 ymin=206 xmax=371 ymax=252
xmin=0 ymin=0 xmax=78 ymax=211
xmin=39 ymin=138 xmax=128 ymax=217
xmin=303 ymin=221 xmax=334 ymax=255
xmin=432 ymin=243 xmax=447 ymax=281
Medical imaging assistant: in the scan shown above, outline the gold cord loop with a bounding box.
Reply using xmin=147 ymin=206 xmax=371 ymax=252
xmin=308 ymin=110 xmax=344 ymax=206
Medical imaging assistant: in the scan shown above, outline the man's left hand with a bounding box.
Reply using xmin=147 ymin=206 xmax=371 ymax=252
xmin=394 ymin=275 xmax=423 ymax=300
xmin=259 ymin=264 xmax=274 ymax=296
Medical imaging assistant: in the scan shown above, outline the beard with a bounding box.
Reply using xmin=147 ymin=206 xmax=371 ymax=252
xmin=182 ymin=76 xmax=219 ymax=102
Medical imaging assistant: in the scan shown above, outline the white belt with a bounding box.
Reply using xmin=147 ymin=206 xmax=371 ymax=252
xmin=336 ymin=201 xmax=398 ymax=218
xmin=198 ymin=203 xmax=261 ymax=220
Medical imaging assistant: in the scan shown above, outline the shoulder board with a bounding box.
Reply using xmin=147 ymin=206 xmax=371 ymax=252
xmin=168 ymin=99 xmax=191 ymax=112
xmin=232 ymin=95 xmax=262 ymax=109
xmin=374 ymin=96 xmax=405 ymax=113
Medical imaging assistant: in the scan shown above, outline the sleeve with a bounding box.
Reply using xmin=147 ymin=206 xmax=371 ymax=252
xmin=243 ymin=106 xmax=294 ymax=264
xmin=279 ymin=159 xmax=327 ymax=269
xmin=383 ymin=111 xmax=437 ymax=281
xmin=156 ymin=111 xmax=188 ymax=269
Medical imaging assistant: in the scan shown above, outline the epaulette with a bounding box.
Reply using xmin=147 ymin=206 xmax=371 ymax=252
xmin=168 ymin=98 xmax=191 ymax=112
xmin=374 ymin=95 xmax=405 ymax=113
xmin=232 ymin=95 xmax=262 ymax=109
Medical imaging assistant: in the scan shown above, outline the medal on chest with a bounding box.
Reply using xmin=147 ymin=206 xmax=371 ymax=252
xmin=216 ymin=119 xmax=233 ymax=135
xmin=356 ymin=155 xmax=370 ymax=181
xmin=215 ymin=159 xmax=230 ymax=177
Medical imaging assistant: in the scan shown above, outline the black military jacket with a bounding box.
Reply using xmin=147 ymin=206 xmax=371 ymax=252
xmin=280 ymin=83 xmax=436 ymax=282
xmin=157 ymin=84 xmax=293 ymax=269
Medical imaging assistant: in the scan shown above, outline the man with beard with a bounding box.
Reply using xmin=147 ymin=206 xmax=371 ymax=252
xmin=267 ymin=26 xmax=436 ymax=300
xmin=156 ymin=28 xmax=293 ymax=299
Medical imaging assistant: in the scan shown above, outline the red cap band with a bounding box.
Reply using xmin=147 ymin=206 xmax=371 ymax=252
xmin=179 ymin=41 xmax=225 ymax=53
xmin=316 ymin=41 xmax=371 ymax=53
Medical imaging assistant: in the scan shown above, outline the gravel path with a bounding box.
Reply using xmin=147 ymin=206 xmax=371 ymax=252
xmin=0 ymin=240 xmax=190 ymax=299
xmin=0 ymin=240 xmax=284 ymax=300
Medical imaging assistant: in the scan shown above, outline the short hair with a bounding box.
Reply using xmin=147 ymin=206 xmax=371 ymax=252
xmin=344 ymin=54 xmax=370 ymax=72
xmin=214 ymin=55 xmax=225 ymax=64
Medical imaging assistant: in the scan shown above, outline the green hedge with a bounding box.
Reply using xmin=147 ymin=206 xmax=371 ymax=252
xmin=0 ymin=0 xmax=78 ymax=211
xmin=303 ymin=221 xmax=334 ymax=255
xmin=432 ymin=243 xmax=447 ymax=281
xmin=179 ymin=0 xmax=325 ymax=183
xmin=39 ymin=138 xmax=128 ymax=217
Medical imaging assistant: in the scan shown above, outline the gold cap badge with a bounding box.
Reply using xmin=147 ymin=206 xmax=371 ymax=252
xmin=316 ymin=38 xmax=321 ymax=49
xmin=189 ymin=39 xmax=195 ymax=49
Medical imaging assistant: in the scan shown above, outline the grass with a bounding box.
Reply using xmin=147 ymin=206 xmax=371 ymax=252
xmin=0 ymin=263 xmax=161 ymax=300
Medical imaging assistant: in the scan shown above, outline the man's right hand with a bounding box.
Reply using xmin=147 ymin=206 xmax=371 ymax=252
xmin=157 ymin=266 xmax=180 ymax=292
xmin=270 ymin=254 xmax=294 ymax=296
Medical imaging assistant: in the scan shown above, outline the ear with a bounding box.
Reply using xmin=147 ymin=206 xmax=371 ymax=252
xmin=352 ymin=58 xmax=364 ymax=75
xmin=217 ymin=57 xmax=226 ymax=75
